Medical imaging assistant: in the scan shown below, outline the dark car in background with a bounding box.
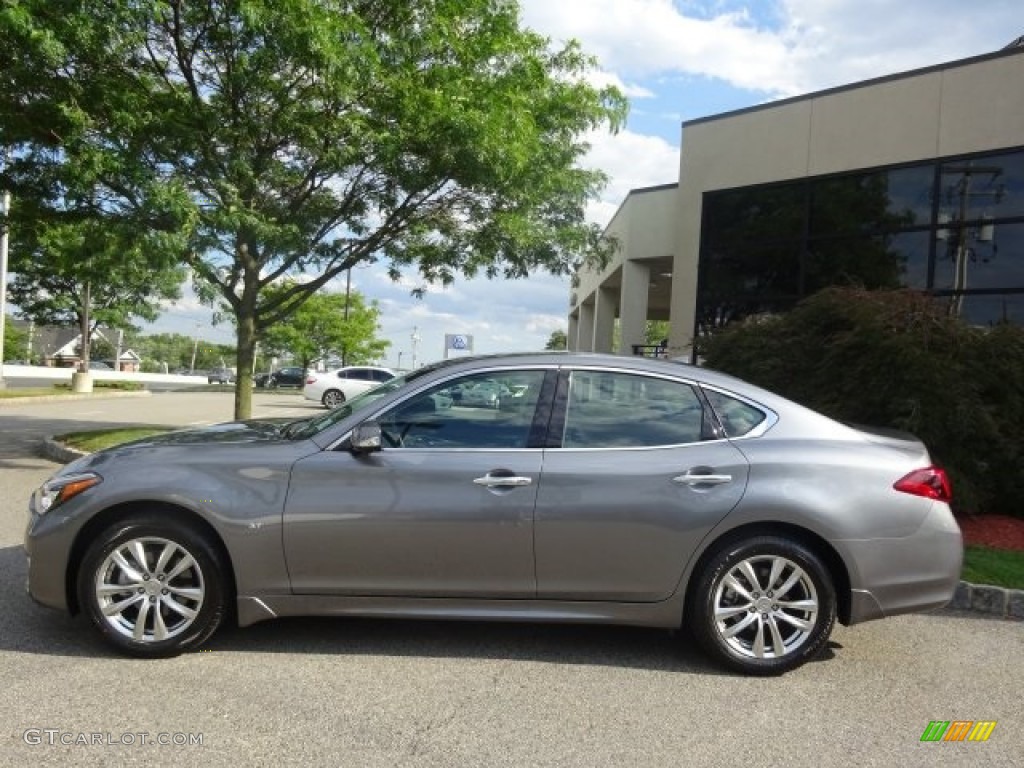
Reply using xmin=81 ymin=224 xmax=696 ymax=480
xmin=207 ymin=367 xmax=235 ymax=384
xmin=256 ymin=366 xmax=306 ymax=388
xmin=264 ymin=368 xmax=303 ymax=387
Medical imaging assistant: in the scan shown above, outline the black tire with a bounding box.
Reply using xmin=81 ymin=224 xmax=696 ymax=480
xmin=322 ymin=389 xmax=345 ymax=408
xmin=690 ymin=536 xmax=836 ymax=675
xmin=77 ymin=515 xmax=227 ymax=658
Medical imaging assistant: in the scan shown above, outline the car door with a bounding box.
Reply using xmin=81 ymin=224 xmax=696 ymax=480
xmin=533 ymin=367 xmax=750 ymax=602
xmin=282 ymin=368 xmax=554 ymax=598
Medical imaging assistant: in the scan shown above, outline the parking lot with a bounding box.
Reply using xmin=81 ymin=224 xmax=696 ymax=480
xmin=0 ymin=393 xmax=1021 ymax=766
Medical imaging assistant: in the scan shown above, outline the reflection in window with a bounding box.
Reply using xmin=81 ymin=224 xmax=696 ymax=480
xmin=698 ymin=149 xmax=1024 ymax=336
xmin=938 ymin=151 xmax=1024 ymax=223
xmin=703 ymin=390 xmax=767 ymax=437
xmin=933 ymin=221 xmax=1024 ymax=293
xmin=703 ymin=183 xmax=805 ymax=249
xmin=379 ymin=370 xmax=545 ymax=449
xmin=810 ymin=165 xmax=932 ymax=235
xmin=952 ymin=293 xmax=1024 ymax=327
xmin=562 ymin=372 xmax=705 ymax=448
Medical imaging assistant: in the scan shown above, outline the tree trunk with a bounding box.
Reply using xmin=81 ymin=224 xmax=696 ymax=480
xmin=78 ymin=280 xmax=91 ymax=372
xmin=234 ymin=307 xmax=256 ymax=420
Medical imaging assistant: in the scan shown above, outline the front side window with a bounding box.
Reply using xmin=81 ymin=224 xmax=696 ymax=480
xmin=562 ymin=371 xmax=705 ymax=448
xmin=378 ymin=370 xmax=546 ymax=449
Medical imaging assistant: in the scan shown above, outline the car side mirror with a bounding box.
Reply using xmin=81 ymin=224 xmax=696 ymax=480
xmin=350 ymin=422 xmax=383 ymax=454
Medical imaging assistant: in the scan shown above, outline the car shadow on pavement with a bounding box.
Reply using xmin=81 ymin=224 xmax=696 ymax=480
xmin=2 ymin=543 xmax=787 ymax=675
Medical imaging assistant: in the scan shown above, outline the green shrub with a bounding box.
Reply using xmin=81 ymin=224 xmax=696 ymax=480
xmin=53 ymin=380 xmax=145 ymax=392
xmin=701 ymin=287 xmax=1024 ymax=516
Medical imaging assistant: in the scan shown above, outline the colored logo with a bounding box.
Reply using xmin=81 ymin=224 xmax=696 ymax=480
xmin=920 ymin=721 xmax=996 ymax=742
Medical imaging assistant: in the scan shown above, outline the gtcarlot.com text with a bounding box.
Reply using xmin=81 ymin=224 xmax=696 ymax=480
xmin=23 ymin=729 xmax=203 ymax=747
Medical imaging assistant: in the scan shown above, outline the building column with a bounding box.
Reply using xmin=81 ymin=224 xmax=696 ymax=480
xmin=576 ymin=299 xmax=595 ymax=352
xmin=594 ymin=286 xmax=617 ymax=353
xmin=566 ymin=312 xmax=579 ymax=351
xmin=618 ymin=260 xmax=650 ymax=355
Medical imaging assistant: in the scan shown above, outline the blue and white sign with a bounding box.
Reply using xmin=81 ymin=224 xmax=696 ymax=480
xmin=445 ymin=334 xmax=473 ymax=352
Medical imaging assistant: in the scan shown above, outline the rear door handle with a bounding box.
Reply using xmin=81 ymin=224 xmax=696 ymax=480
xmin=673 ymin=472 xmax=733 ymax=486
xmin=473 ymin=474 xmax=533 ymax=488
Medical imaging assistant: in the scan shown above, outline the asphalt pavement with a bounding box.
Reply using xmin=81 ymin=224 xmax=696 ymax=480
xmin=0 ymin=392 xmax=1021 ymax=767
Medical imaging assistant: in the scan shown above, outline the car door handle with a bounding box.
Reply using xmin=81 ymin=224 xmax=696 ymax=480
xmin=473 ymin=474 xmax=533 ymax=488
xmin=673 ymin=472 xmax=733 ymax=486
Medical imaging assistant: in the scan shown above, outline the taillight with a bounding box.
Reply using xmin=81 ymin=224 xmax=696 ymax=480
xmin=893 ymin=467 xmax=952 ymax=502
xmin=305 ymin=376 xmax=317 ymax=385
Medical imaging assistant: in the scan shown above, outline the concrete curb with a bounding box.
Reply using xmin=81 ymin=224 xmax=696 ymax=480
xmin=35 ymin=433 xmax=1024 ymax=622
xmin=949 ymin=580 xmax=1024 ymax=620
xmin=40 ymin=437 xmax=89 ymax=464
xmin=0 ymin=390 xmax=153 ymax=408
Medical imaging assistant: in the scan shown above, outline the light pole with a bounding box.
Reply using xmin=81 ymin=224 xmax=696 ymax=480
xmin=397 ymin=350 xmax=403 ymax=370
xmin=0 ymin=162 xmax=10 ymax=389
xmin=190 ymin=322 xmax=201 ymax=372
xmin=410 ymin=326 xmax=421 ymax=370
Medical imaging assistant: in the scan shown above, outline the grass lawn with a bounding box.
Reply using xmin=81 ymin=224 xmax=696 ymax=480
xmin=55 ymin=426 xmax=176 ymax=452
xmin=0 ymin=388 xmax=60 ymax=398
xmin=962 ymin=546 xmax=1024 ymax=590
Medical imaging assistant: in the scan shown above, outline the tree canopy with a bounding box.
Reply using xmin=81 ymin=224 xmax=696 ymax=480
xmin=1 ymin=0 xmax=626 ymax=417
xmin=260 ymin=284 xmax=389 ymax=372
xmin=7 ymin=218 xmax=185 ymax=368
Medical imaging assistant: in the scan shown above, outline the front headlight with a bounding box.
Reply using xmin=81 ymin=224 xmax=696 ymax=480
xmin=32 ymin=472 xmax=103 ymax=515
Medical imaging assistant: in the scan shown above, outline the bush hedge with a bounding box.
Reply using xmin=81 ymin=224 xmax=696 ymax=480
xmin=701 ymin=287 xmax=1024 ymax=517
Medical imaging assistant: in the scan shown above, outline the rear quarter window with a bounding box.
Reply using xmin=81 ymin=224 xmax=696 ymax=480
xmin=703 ymin=389 xmax=767 ymax=437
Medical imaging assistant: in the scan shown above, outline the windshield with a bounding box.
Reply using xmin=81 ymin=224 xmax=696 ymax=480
xmin=288 ymin=365 xmax=438 ymax=440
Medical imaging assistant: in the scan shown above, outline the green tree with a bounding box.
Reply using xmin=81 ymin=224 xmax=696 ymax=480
xmin=7 ymin=217 xmax=186 ymax=371
xmin=545 ymin=329 xmax=567 ymax=350
xmin=1 ymin=0 xmax=626 ymax=418
xmin=3 ymin=315 xmax=27 ymax=362
xmin=261 ymin=285 xmax=389 ymax=372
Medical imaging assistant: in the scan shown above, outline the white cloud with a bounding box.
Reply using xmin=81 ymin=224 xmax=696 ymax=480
xmin=521 ymin=0 xmax=1021 ymax=97
xmin=582 ymin=128 xmax=680 ymax=225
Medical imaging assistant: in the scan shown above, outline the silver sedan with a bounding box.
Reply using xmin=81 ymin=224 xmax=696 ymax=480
xmin=24 ymin=353 xmax=962 ymax=675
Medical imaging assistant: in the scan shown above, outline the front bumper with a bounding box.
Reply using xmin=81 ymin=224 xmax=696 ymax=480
xmin=24 ymin=505 xmax=81 ymax=613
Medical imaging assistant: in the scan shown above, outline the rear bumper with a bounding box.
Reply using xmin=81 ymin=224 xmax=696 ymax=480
xmin=838 ymin=501 xmax=963 ymax=625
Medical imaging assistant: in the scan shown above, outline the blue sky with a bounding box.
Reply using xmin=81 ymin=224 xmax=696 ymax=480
xmin=152 ymin=0 xmax=1022 ymax=366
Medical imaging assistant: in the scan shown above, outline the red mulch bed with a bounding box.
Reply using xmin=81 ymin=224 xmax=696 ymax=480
xmin=957 ymin=515 xmax=1024 ymax=551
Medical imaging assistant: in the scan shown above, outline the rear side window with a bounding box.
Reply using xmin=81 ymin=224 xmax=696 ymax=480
xmin=703 ymin=389 xmax=767 ymax=437
xmin=562 ymin=371 xmax=706 ymax=448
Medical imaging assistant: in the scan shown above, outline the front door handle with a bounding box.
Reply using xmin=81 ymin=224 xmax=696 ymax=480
xmin=473 ymin=474 xmax=533 ymax=488
xmin=673 ymin=471 xmax=733 ymax=486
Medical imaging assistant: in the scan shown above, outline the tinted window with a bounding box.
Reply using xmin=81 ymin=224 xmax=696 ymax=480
xmin=562 ymin=371 xmax=705 ymax=448
xmin=704 ymin=390 xmax=767 ymax=437
xmin=378 ymin=370 xmax=545 ymax=449
xmin=372 ymin=370 xmax=393 ymax=382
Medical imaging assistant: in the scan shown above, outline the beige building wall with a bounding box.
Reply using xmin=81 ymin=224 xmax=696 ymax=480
xmin=663 ymin=46 xmax=1024 ymax=356
xmin=569 ymin=184 xmax=677 ymax=353
xmin=570 ymin=46 xmax=1024 ymax=357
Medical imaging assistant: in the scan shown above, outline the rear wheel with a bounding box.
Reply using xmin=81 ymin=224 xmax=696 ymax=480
xmin=322 ymin=389 xmax=345 ymax=408
xmin=78 ymin=515 xmax=227 ymax=657
xmin=691 ymin=536 xmax=836 ymax=675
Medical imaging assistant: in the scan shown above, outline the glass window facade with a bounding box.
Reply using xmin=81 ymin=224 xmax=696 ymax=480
xmin=697 ymin=148 xmax=1024 ymax=335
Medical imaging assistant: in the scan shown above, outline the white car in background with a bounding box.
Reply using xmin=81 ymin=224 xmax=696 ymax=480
xmin=303 ymin=366 xmax=396 ymax=408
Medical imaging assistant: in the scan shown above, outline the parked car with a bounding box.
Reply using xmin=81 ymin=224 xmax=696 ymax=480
xmin=207 ymin=367 xmax=235 ymax=384
xmin=456 ymin=378 xmax=510 ymax=409
xmin=303 ymin=365 xmax=395 ymax=408
xmin=254 ymin=366 xmax=305 ymax=389
xmin=24 ymin=353 xmax=961 ymax=674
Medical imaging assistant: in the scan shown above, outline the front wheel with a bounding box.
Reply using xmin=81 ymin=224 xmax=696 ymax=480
xmin=78 ymin=515 xmax=227 ymax=657
xmin=322 ymin=389 xmax=345 ymax=408
xmin=690 ymin=536 xmax=836 ymax=675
